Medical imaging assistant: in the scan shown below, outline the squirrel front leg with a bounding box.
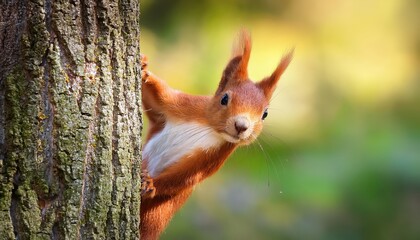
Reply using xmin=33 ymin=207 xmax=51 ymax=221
xmin=141 ymin=54 xmax=178 ymax=119
xmin=141 ymin=159 xmax=200 ymax=199
xmin=153 ymin=168 xmax=200 ymax=197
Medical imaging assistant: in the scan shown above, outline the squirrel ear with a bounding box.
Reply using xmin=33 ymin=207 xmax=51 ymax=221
xmin=216 ymin=30 xmax=252 ymax=95
xmin=257 ymin=49 xmax=294 ymax=99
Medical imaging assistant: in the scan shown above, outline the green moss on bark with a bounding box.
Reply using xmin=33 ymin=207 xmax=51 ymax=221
xmin=0 ymin=70 xmax=25 ymax=239
xmin=1 ymin=67 xmax=46 ymax=239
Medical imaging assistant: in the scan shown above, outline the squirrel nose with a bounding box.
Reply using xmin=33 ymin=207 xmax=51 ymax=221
xmin=235 ymin=121 xmax=249 ymax=134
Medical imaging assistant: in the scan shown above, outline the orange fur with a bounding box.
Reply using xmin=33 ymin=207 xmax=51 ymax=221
xmin=140 ymin=31 xmax=293 ymax=239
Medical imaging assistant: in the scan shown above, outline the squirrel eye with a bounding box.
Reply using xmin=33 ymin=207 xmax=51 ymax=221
xmin=220 ymin=93 xmax=229 ymax=106
xmin=262 ymin=109 xmax=268 ymax=120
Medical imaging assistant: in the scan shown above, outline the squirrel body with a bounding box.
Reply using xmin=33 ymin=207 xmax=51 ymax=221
xmin=140 ymin=31 xmax=293 ymax=240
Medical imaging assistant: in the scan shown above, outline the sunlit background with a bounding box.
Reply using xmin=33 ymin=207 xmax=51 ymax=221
xmin=140 ymin=0 xmax=420 ymax=239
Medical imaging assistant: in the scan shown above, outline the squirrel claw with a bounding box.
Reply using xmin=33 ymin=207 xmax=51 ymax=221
xmin=141 ymin=170 xmax=156 ymax=199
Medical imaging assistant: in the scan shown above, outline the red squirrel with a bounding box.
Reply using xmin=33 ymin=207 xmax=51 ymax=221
xmin=140 ymin=30 xmax=293 ymax=239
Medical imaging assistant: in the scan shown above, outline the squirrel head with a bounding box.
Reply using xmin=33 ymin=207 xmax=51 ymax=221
xmin=207 ymin=30 xmax=293 ymax=145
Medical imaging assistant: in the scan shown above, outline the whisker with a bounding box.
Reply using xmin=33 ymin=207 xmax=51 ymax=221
xmin=258 ymin=134 xmax=285 ymax=173
xmin=252 ymin=134 xmax=278 ymax=187
xmin=259 ymin=129 xmax=301 ymax=174
xmin=260 ymin=129 xmax=292 ymax=153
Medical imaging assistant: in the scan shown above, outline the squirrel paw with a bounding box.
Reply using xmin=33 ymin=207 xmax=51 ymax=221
xmin=141 ymin=70 xmax=150 ymax=83
xmin=140 ymin=54 xmax=150 ymax=82
xmin=140 ymin=54 xmax=150 ymax=83
xmin=140 ymin=54 xmax=148 ymax=70
xmin=141 ymin=170 xmax=156 ymax=199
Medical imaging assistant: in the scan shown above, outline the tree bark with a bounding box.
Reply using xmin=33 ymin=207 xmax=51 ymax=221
xmin=0 ymin=0 xmax=142 ymax=239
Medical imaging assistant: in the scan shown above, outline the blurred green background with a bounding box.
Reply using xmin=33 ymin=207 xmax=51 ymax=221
xmin=141 ymin=0 xmax=420 ymax=239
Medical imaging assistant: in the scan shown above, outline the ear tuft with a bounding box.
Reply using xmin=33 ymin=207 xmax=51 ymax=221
xmin=258 ymin=48 xmax=294 ymax=99
xmin=271 ymin=48 xmax=294 ymax=81
xmin=215 ymin=30 xmax=253 ymax=95
xmin=231 ymin=29 xmax=252 ymax=59
xmin=231 ymin=29 xmax=252 ymax=80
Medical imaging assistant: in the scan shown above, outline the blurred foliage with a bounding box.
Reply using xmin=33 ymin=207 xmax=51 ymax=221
xmin=141 ymin=0 xmax=420 ymax=239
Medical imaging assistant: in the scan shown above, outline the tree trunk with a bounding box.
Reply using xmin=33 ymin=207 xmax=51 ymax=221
xmin=0 ymin=0 xmax=142 ymax=239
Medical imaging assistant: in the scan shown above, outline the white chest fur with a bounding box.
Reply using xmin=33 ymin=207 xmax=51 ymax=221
xmin=143 ymin=121 xmax=224 ymax=177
